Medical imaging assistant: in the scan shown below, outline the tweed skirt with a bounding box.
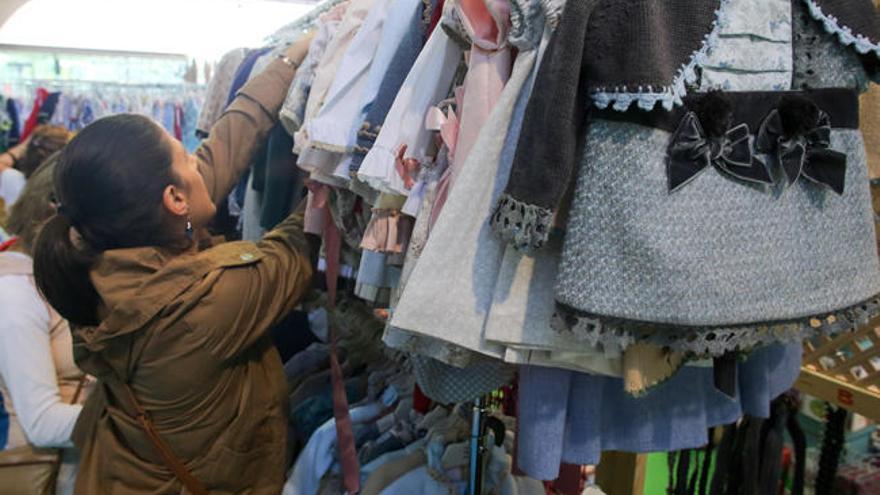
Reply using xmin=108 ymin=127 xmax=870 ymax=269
xmin=554 ymin=119 xmax=880 ymax=355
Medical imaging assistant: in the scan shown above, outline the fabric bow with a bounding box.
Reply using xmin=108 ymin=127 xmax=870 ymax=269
xmin=755 ymin=109 xmax=846 ymax=195
xmin=667 ymin=112 xmax=772 ymax=192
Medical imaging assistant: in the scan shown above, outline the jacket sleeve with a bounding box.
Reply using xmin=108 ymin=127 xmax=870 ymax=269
xmin=490 ymin=0 xmax=592 ymax=253
xmin=184 ymin=212 xmax=314 ymax=361
xmin=196 ymin=58 xmax=297 ymax=204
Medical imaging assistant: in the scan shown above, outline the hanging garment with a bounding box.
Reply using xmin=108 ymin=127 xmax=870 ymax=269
xmin=280 ymin=3 xmax=348 ymax=136
xmin=300 ymin=0 xmax=396 ymax=187
xmin=349 ymin=0 xmax=440 ymax=173
xmin=387 ymin=0 xmax=559 ymax=367
xmin=284 ymin=403 xmax=385 ymax=495
xmin=356 ymin=6 xmax=463 ymax=196
xmin=490 ymin=0 xmax=880 ymax=360
xmin=5 ymin=98 xmax=21 ymax=147
xmin=258 ymin=125 xmax=306 ymax=230
xmin=305 ymin=0 xmax=407 ymax=156
xmin=429 ymin=0 xmax=513 ymax=220
xmin=294 ymin=0 xmax=372 ymax=158
xmin=515 ymin=343 xmax=802 ymax=480
xmin=19 ymin=88 xmax=48 ymax=142
xmin=383 ymin=0 xmax=589 ymax=405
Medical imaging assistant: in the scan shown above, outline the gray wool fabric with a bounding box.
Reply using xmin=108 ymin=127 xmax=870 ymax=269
xmin=495 ymin=0 xmax=880 ymax=251
xmin=555 ymin=120 xmax=880 ymax=327
xmin=810 ymin=0 xmax=880 ymax=46
xmin=501 ymin=0 xmax=722 ymax=212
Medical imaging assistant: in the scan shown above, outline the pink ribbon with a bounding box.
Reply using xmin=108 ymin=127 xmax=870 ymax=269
xmin=394 ymin=144 xmax=422 ymax=190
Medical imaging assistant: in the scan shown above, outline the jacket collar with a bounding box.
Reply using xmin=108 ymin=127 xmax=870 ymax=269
xmin=77 ymin=237 xmax=263 ymax=352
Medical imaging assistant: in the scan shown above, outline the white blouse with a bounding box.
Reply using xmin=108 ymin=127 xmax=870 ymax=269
xmin=0 ymin=251 xmax=86 ymax=449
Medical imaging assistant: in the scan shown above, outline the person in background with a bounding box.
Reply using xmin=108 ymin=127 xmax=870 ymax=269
xmin=0 ymin=152 xmax=89 ymax=495
xmin=0 ymin=125 xmax=72 ymax=225
xmin=33 ymin=34 xmax=315 ymax=494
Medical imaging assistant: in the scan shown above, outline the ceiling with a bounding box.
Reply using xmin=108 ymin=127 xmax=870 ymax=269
xmin=0 ymin=0 xmax=324 ymax=27
xmin=0 ymin=0 xmax=323 ymax=59
xmin=0 ymin=0 xmax=29 ymax=29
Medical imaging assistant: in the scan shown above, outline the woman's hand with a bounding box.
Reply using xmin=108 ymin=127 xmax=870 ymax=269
xmin=285 ymin=31 xmax=317 ymax=66
xmin=0 ymin=152 xmax=14 ymax=171
xmin=0 ymin=137 xmax=28 ymax=172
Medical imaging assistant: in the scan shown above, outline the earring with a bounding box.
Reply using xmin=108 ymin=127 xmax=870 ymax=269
xmin=185 ymin=218 xmax=194 ymax=239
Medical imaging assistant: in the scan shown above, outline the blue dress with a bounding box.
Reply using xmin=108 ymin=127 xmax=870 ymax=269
xmin=515 ymin=343 xmax=802 ymax=480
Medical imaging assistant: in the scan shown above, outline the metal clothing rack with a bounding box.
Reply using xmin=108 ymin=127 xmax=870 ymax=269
xmin=3 ymin=78 xmax=205 ymax=101
xmin=465 ymin=394 xmax=647 ymax=495
xmin=468 ymin=397 xmax=485 ymax=495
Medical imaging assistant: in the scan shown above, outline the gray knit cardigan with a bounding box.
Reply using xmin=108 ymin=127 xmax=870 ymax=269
xmin=492 ymin=0 xmax=880 ymax=252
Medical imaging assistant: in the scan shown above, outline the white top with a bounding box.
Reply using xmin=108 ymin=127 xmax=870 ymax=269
xmin=0 ymin=168 xmax=26 ymax=210
xmin=356 ymin=26 xmax=464 ymax=195
xmin=0 ymin=252 xmax=83 ymax=450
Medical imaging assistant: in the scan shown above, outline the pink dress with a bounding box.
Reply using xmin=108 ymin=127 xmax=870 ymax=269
xmin=429 ymin=0 xmax=512 ymax=225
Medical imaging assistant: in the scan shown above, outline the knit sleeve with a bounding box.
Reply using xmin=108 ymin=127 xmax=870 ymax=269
xmin=805 ymin=0 xmax=880 ymax=80
xmin=490 ymin=0 xmax=592 ymax=253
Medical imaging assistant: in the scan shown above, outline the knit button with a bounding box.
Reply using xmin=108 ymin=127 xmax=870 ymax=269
xmin=240 ymin=253 xmax=255 ymax=261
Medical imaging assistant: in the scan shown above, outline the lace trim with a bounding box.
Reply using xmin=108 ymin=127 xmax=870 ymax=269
xmin=490 ymin=194 xmax=553 ymax=253
xmin=508 ymin=0 xmax=544 ymax=49
xmin=589 ymin=0 xmax=732 ymax=112
xmin=422 ymin=0 xmax=433 ymax=32
xmin=508 ymin=0 xmax=525 ymax=41
xmin=541 ymin=0 xmax=564 ymax=29
xmin=553 ymin=294 xmax=880 ymax=358
xmin=803 ymin=0 xmax=880 ymax=58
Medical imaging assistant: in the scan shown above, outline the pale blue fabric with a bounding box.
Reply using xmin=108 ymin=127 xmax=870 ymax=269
xmin=699 ymin=0 xmax=793 ymax=91
xmin=182 ymin=98 xmax=201 ymax=152
xmin=348 ymin=0 xmax=426 ymax=146
xmin=516 ymin=343 xmax=802 ymax=480
xmin=350 ymin=0 xmax=437 ymax=172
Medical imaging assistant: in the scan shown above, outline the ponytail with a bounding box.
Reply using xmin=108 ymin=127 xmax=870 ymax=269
xmin=30 ymin=113 xmax=176 ymax=327
xmin=33 ymin=213 xmax=100 ymax=327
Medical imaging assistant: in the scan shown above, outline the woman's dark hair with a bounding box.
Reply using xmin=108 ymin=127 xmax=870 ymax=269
xmin=33 ymin=114 xmax=178 ymax=326
xmin=6 ymin=151 xmax=62 ymax=253
xmin=17 ymin=125 xmax=71 ymax=178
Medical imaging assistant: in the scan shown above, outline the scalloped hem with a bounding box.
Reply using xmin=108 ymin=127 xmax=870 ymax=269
xmin=803 ymin=0 xmax=880 ymax=58
xmin=588 ymin=0 xmax=732 ymax=112
xmin=490 ymin=193 xmax=553 ymax=253
xmin=552 ymin=294 xmax=880 ymax=358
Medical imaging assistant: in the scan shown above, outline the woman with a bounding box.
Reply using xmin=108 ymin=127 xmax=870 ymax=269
xmin=0 ymin=153 xmax=88 ymax=495
xmin=33 ymin=37 xmax=314 ymax=494
xmin=0 ymin=125 xmax=71 ymax=225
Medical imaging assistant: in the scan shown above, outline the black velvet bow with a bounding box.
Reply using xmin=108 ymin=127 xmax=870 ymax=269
xmin=756 ymin=109 xmax=847 ymax=195
xmin=667 ymin=112 xmax=772 ymax=192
